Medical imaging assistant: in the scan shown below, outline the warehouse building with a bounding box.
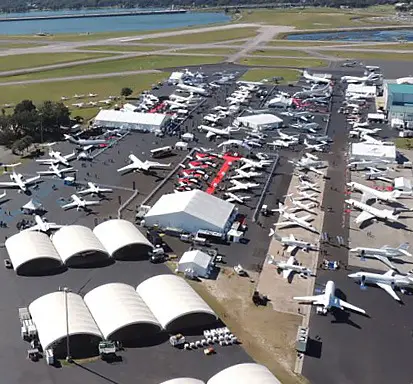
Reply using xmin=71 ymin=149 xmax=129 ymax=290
xmin=208 ymin=363 xmax=282 ymax=384
xmin=94 ymin=109 xmax=169 ymax=132
xmin=51 ymin=225 xmax=109 ymax=267
xmin=84 ymin=283 xmax=161 ymax=344
xmin=94 ymin=219 xmax=153 ymax=260
xmin=29 ymin=291 xmax=103 ymax=358
xmin=177 ymin=250 xmax=214 ymax=278
xmin=350 ymin=142 xmax=397 ymax=162
xmin=384 ymin=83 xmax=413 ymax=124
xmin=144 ymin=190 xmax=236 ymax=235
xmin=137 ymin=275 xmax=217 ymax=331
xmin=5 ymin=231 xmax=62 ymax=275
xmin=235 ymin=114 xmax=283 ymax=131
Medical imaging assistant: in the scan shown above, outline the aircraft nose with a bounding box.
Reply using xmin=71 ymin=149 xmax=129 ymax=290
xmin=348 ymin=273 xmax=358 ymax=278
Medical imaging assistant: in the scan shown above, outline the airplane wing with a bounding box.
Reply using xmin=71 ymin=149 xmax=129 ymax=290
xmin=282 ymin=268 xmax=293 ymax=279
xmin=23 ymin=225 xmax=41 ymax=232
xmin=61 ymin=202 xmax=77 ymax=210
xmin=78 ymin=188 xmax=92 ymax=195
xmin=274 ymin=221 xmax=294 ymax=228
xmin=225 ymin=197 xmax=235 ymax=202
xmin=355 ymin=211 xmax=375 ymax=224
xmin=0 ymin=181 xmax=18 ymax=187
xmin=36 ymin=158 xmax=57 ymax=163
xmin=361 ymin=192 xmax=375 ymax=204
xmin=25 ymin=176 xmax=41 ymax=184
xmin=146 ymin=161 xmax=171 ymax=170
xmin=308 ymin=167 xmax=324 ymax=175
xmin=117 ymin=163 xmax=138 ymax=173
xmin=286 ymin=245 xmax=297 ymax=253
xmin=299 ymin=214 xmax=312 ymax=222
xmin=64 ymin=152 xmax=76 ymax=161
xmin=333 ymin=297 xmax=366 ymax=315
xmin=376 ymin=282 xmax=401 ymax=301
xmin=293 ymin=294 xmax=323 ymax=303
xmin=37 ymin=170 xmax=55 ymax=175
xmin=83 ymin=201 xmax=100 ymax=206
xmin=374 ymin=255 xmax=396 ymax=270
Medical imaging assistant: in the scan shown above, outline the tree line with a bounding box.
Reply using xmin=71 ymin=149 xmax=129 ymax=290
xmin=0 ymin=0 xmax=397 ymax=13
xmin=0 ymin=100 xmax=71 ymax=155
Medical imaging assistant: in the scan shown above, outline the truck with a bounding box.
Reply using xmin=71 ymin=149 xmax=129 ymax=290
xmin=19 ymin=307 xmax=37 ymax=341
xmin=98 ymin=340 xmax=117 ymax=359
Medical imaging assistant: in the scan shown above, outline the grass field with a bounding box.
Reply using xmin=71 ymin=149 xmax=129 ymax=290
xmin=251 ymin=48 xmax=312 ymax=57
xmin=325 ymin=50 xmax=413 ymax=61
xmin=236 ymin=7 xmax=397 ymax=29
xmin=0 ymin=52 xmax=113 ymax=72
xmin=241 ymin=68 xmax=300 ymax=83
xmin=0 ymin=55 xmax=224 ymax=82
xmin=0 ymin=42 xmax=45 ymax=49
xmin=0 ymin=73 xmax=167 ymax=119
xmin=240 ymin=56 xmax=327 ymax=68
xmin=394 ymin=138 xmax=413 ymax=149
xmin=267 ymin=40 xmax=352 ymax=47
xmin=174 ymin=48 xmax=238 ymax=55
xmin=345 ymin=43 xmax=413 ymax=50
xmin=138 ymin=27 xmax=258 ymax=44
xmin=82 ymin=44 xmax=170 ymax=52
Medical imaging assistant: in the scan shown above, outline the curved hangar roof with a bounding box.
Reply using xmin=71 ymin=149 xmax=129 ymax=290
xmin=136 ymin=275 xmax=217 ymax=330
xmin=51 ymin=225 xmax=109 ymax=265
xmin=208 ymin=363 xmax=282 ymax=384
xmin=93 ymin=219 xmax=153 ymax=258
xmin=5 ymin=231 xmax=62 ymax=274
xmin=29 ymin=291 xmax=102 ymax=351
xmin=160 ymin=379 xmax=205 ymax=384
xmin=84 ymin=283 xmax=161 ymax=340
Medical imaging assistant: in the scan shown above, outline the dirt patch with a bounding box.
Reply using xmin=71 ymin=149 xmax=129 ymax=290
xmin=190 ymin=268 xmax=308 ymax=384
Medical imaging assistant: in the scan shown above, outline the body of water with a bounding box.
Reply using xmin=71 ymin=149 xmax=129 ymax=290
xmin=0 ymin=9 xmax=230 ymax=35
xmin=287 ymin=29 xmax=413 ymax=42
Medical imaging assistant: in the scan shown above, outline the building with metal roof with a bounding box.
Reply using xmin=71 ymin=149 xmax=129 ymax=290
xmin=93 ymin=219 xmax=153 ymax=260
xmin=350 ymin=142 xmax=396 ymax=162
xmin=84 ymin=283 xmax=161 ymax=343
xmin=136 ymin=275 xmax=217 ymax=331
xmin=160 ymin=380 xmax=205 ymax=384
xmin=144 ymin=190 xmax=236 ymax=235
xmin=384 ymin=82 xmax=413 ymax=124
xmin=94 ymin=109 xmax=169 ymax=132
xmin=5 ymin=231 xmax=62 ymax=275
xmin=29 ymin=291 xmax=102 ymax=358
xmin=207 ymin=363 xmax=282 ymax=384
xmin=177 ymin=250 xmax=214 ymax=278
xmin=51 ymin=225 xmax=109 ymax=267
xmin=235 ymin=114 xmax=283 ymax=131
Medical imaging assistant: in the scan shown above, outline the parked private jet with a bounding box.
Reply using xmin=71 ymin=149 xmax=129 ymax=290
xmin=272 ymin=232 xmax=318 ymax=253
xmin=0 ymin=166 xmax=41 ymax=192
xmin=288 ymin=196 xmax=317 ymax=214
xmin=345 ymin=198 xmax=400 ymax=225
xmin=294 ymin=280 xmax=366 ymax=315
xmin=298 ymin=178 xmax=320 ymax=193
xmin=24 ymin=215 xmax=63 ymax=233
xmin=271 ymin=203 xmax=318 ymax=234
xmin=117 ymin=154 xmax=171 ymax=173
xmin=303 ymin=139 xmax=326 ymax=152
xmin=223 ymin=192 xmax=251 ymax=204
xmin=239 ymin=158 xmax=272 ymax=171
xmin=78 ymin=182 xmax=113 ymax=196
xmin=227 ymin=180 xmax=260 ymax=192
xmin=61 ymin=194 xmax=100 ymax=211
xmin=347 ymin=181 xmax=402 ymax=204
xmin=231 ymin=169 xmax=262 ymax=180
xmin=268 ymin=255 xmax=313 ymax=279
xmin=64 ymin=134 xmax=107 ymax=147
xmin=37 ymin=149 xmax=75 ymax=167
xmin=37 ymin=163 xmax=76 ymax=178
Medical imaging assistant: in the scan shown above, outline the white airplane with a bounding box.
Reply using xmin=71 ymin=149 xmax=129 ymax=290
xmin=271 ymin=203 xmax=318 ymax=234
xmin=303 ymin=139 xmax=326 ymax=152
xmin=290 ymin=122 xmax=319 ymax=133
xmin=353 ymin=127 xmax=381 ymax=136
xmin=350 ymin=243 xmax=411 ymax=270
xmin=24 ymin=215 xmax=63 ymax=233
xmin=72 ymin=102 xmax=85 ymax=108
xmin=267 ymin=139 xmax=296 ymax=149
xmin=298 ymin=178 xmax=320 ymax=193
xmin=78 ymin=182 xmax=113 ymax=196
xmin=348 ymin=159 xmax=390 ymax=171
xmin=0 ymin=168 xmax=41 ymax=192
xmin=0 ymin=190 xmax=6 ymax=200
xmin=364 ymin=167 xmax=393 ymax=183
xmin=223 ymin=192 xmax=251 ymax=204
xmin=288 ymin=196 xmax=317 ymax=214
xmin=37 ymin=163 xmax=75 ymax=178
xmin=117 ymin=154 xmax=171 ymax=173
xmin=204 ymin=114 xmax=223 ymax=124
xmin=239 ymin=158 xmax=272 ymax=171
xmin=294 ymin=280 xmax=366 ymax=315
xmin=345 ymin=198 xmax=400 ymax=225
xmin=61 ymin=194 xmax=101 ymax=211
xmin=348 ymin=270 xmax=413 ymax=301
xmin=177 ymin=83 xmax=208 ymax=96
xmin=302 ymin=70 xmax=331 ymax=84
xmin=64 ymin=134 xmax=107 ymax=147
xmin=290 ymin=154 xmax=326 ymax=176
xmin=272 ymin=231 xmax=318 ymax=253
xmin=231 ymin=169 xmax=262 ymax=180
xmin=73 ymin=94 xmax=85 ymax=99
xmin=296 ymin=191 xmax=319 ymax=202
xmin=347 ymin=181 xmax=402 ymax=204
xmin=198 ymin=125 xmax=235 ymax=139
xmin=277 ymin=130 xmax=298 ymax=141
xmin=341 ymin=72 xmax=380 ymax=84
xmin=269 ymin=255 xmax=313 ymax=279
xmin=360 ymin=133 xmax=383 ymax=145
xmin=88 ymin=93 xmax=98 ymax=97
xmin=37 ymin=149 xmax=75 ymax=166
xmin=227 ymin=180 xmax=260 ymax=192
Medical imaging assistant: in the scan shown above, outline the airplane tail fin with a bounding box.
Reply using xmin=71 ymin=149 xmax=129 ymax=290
xmin=269 ymin=228 xmax=275 ymax=237
xmin=398 ymin=242 xmax=410 ymax=251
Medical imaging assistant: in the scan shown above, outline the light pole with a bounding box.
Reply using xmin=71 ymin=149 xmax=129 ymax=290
xmin=59 ymin=286 xmax=72 ymax=362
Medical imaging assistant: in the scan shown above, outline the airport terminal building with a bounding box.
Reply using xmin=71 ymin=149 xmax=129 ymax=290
xmin=384 ymin=83 xmax=413 ymax=125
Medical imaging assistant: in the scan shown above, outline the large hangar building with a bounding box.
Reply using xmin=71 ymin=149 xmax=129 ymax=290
xmin=384 ymin=83 xmax=413 ymax=125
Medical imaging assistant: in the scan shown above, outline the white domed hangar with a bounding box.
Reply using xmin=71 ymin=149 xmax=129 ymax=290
xmin=51 ymin=225 xmax=109 ymax=267
xmin=29 ymin=291 xmax=103 ymax=358
xmin=5 ymin=231 xmax=62 ymax=275
xmin=160 ymin=380 xmax=205 ymax=384
xmin=84 ymin=283 xmax=162 ymax=344
xmin=137 ymin=275 xmax=217 ymax=332
xmin=93 ymin=219 xmax=153 ymax=260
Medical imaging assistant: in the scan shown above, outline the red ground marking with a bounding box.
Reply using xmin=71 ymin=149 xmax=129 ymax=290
xmin=206 ymin=154 xmax=241 ymax=195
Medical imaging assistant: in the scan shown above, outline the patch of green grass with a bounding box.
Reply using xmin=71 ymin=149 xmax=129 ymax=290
xmin=0 ymin=55 xmax=223 ymax=82
xmin=251 ymin=49 xmax=312 ymax=57
xmin=395 ymin=138 xmax=413 ymax=150
xmin=240 ymin=56 xmax=327 ymax=68
xmin=267 ymin=40 xmax=351 ymax=47
xmin=0 ymin=52 xmax=113 ymax=72
xmin=0 ymin=73 xmax=167 ymax=118
xmin=346 ymin=43 xmax=413 ymax=50
xmin=241 ymin=68 xmax=300 ymax=83
xmin=236 ymin=7 xmax=398 ymax=29
xmin=0 ymin=42 xmax=45 ymax=49
xmin=82 ymin=44 xmax=169 ymax=52
xmin=326 ymin=50 xmax=413 ymax=61
xmin=175 ymin=48 xmax=238 ymax=55
xmin=138 ymin=27 xmax=258 ymax=44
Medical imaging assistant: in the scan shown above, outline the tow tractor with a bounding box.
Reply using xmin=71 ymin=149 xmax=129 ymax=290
xmin=98 ymin=340 xmax=119 ymax=360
